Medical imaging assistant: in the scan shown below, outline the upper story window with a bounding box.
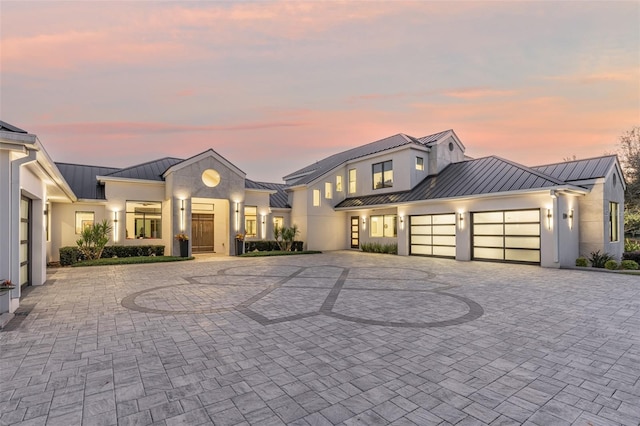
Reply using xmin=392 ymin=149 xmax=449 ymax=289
xmin=336 ymin=175 xmax=343 ymax=192
xmin=313 ymin=189 xmax=321 ymax=206
xmin=416 ymin=157 xmax=424 ymax=171
xmin=609 ymin=202 xmax=619 ymax=242
xmin=373 ymin=160 xmax=393 ymax=189
xmin=348 ymin=169 xmax=356 ymax=194
xmin=245 ymin=206 xmax=257 ymax=237
xmin=126 ymin=201 xmax=161 ymax=239
xmin=325 ymin=182 xmax=332 ymax=199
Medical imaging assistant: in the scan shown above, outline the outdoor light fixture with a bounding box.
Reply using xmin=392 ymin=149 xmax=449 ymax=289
xmin=399 ymin=215 xmax=405 ymax=230
xmin=568 ymin=209 xmax=574 ymax=230
xmin=458 ymin=212 xmax=465 ymax=229
xmin=235 ymin=202 xmax=240 ymax=231
xmin=179 ymin=199 xmax=186 ymax=232
xmin=547 ymin=209 xmax=553 ymax=230
xmin=113 ymin=211 xmax=119 ymax=242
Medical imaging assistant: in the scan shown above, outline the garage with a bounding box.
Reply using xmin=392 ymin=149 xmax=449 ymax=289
xmin=472 ymin=209 xmax=540 ymax=264
xmin=410 ymin=213 xmax=456 ymax=257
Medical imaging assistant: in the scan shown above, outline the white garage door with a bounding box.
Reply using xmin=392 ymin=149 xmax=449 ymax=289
xmin=410 ymin=213 xmax=456 ymax=258
xmin=472 ymin=209 xmax=540 ymax=264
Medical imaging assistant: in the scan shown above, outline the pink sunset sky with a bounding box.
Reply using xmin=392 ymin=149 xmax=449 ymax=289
xmin=1 ymin=1 xmax=638 ymax=182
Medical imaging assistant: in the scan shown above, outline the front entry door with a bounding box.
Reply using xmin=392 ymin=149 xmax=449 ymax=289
xmin=350 ymin=216 xmax=360 ymax=249
xmin=192 ymin=214 xmax=215 ymax=252
xmin=20 ymin=196 xmax=31 ymax=287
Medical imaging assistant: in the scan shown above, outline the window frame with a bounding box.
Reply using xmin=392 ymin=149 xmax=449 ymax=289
xmin=372 ymin=160 xmax=393 ymax=189
xmin=325 ymin=182 xmax=332 ymax=199
xmin=348 ymin=169 xmax=356 ymax=194
xmin=370 ymin=214 xmax=397 ymax=238
xmin=336 ymin=175 xmax=343 ymax=192
xmin=244 ymin=206 xmax=257 ymax=237
xmin=610 ymin=202 xmax=619 ymax=242
xmin=125 ymin=201 xmax=162 ymax=239
xmin=313 ymin=189 xmax=321 ymax=207
xmin=416 ymin=156 xmax=424 ymax=171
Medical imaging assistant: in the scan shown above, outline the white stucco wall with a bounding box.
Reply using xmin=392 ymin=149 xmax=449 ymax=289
xmin=49 ymin=202 xmax=108 ymax=261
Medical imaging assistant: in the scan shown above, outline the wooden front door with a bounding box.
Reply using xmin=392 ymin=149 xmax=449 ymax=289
xmin=192 ymin=214 xmax=215 ymax=252
xmin=350 ymin=216 xmax=360 ymax=249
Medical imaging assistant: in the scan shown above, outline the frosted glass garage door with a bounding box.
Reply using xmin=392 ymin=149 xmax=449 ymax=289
xmin=472 ymin=209 xmax=540 ymax=264
xmin=410 ymin=214 xmax=456 ymax=258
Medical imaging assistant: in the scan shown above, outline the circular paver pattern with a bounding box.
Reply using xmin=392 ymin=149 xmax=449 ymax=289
xmin=121 ymin=265 xmax=484 ymax=327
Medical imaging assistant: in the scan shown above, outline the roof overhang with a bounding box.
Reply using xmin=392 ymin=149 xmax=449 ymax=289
xmin=97 ymin=176 xmax=165 ymax=185
xmin=334 ymin=185 xmax=588 ymax=211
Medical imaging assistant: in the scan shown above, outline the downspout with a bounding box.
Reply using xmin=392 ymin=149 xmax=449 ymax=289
xmin=9 ymin=149 xmax=37 ymax=303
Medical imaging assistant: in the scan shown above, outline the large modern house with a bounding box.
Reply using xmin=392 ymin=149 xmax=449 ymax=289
xmin=1 ymin=120 xmax=625 ymax=314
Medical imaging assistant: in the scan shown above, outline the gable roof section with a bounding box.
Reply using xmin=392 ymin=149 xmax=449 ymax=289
xmin=335 ymin=156 xmax=570 ymax=209
xmin=104 ymin=157 xmax=183 ymax=181
xmin=531 ymin=155 xmax=617 ymax=183
xmin=283 ymin=130 xmax=452 ymax=185
xmin=0 ymin=120 xmax=28 ymax=133
xmin=163 ymin=148 xmax=245 ymax=178
xmin=245 ymin=179 xmax=290 ymax=208
xmin=56 ymin=162 xmax=121 ymax=200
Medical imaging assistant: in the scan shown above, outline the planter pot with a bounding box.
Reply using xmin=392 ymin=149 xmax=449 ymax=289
xmin=179 ymin=240 xmax=189 ymax=257
xmin=235 ymin=239 xmax=244 ymax=255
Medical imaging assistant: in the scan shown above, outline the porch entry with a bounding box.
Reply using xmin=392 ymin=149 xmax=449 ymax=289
xmin=192 ymin=214 xmax=215 ymax=252
xmin=350 ymin=216 xmax=359 ymax=248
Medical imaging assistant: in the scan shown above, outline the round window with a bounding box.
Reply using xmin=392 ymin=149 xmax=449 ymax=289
xmin=202 ymin=169 xmax=221 ymax=188
xmin=448 ymin=142 xmax=454 ymax=152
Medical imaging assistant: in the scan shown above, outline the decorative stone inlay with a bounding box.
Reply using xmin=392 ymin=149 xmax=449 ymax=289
xmin=121 ymin=265 xmax=484 ymax=328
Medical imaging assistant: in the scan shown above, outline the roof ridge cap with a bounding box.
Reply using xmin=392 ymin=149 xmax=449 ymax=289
xmin=491 ymin=155 xmax=566 ymax=185
xmin=532 ymin=154 xmax=618 ymax=169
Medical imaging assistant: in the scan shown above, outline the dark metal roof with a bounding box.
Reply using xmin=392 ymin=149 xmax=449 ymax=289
xmin=335 ymin=156 xmax=567 ymax=209
xmin=55 ymin=163 xmax=121 ymax=200
xmin=284 ymin=130 xmax=451 ymax=185
xmin=245 ymin=179 xmax=290 ymax=208
xmin=104 ymin=157 xmax=184 ymax=181
xmin=0 ymin=120 xmax=28 ymax=133
xmin=531 ymin=155 xmax=617 ymax=182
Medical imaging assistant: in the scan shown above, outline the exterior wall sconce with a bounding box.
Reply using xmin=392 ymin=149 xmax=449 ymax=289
xmin=261 ymin=215 xmax=266 ymax=239
xmin=546 ymin=209 xmax=553 ymax=230
xmin=113 ymin=211 xmax=119 ymax=242
xmin=180 ymin=199 xmax=186 ymax=232
xmin=235 ymin=202 xmax=240 ymax=231
xmin=563 ymin=209 xmax=574 ymax=230
xmin=399 ymin=215 xmax=404 ymax=230
xmin=458 ymin=212 xmax=465 ymax=229
xmin=362 ymin=216 xmax=366 ymax=230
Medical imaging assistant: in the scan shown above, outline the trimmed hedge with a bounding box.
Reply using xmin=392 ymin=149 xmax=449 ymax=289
xmin=244 ymin=240 xmax=303 ymax=252
xmin=622 ymin=251 xmax=640 ymax=264
xmin=620 ymin=260 xmax=639 ymax=270
xmin=60 ymin=245 xmax=165 ymax=266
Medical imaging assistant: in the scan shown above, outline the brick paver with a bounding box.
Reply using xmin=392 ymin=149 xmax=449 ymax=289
xmin=1 ymin=251 xmax=639 ymax=425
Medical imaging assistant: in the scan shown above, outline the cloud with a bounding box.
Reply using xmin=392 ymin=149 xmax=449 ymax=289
xmin=442 ymin=88 xmax=517 ymax=99
xmin=543 ymin=69 xmax=638 ymax=84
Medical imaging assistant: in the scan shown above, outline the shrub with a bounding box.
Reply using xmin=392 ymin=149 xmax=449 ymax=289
xmin=622 ymin=251 xmax=640 ymax=264
xmin=244 ymin=240 xmax=303 ymax=252
xmin=59 ymin=245 xmax=165 ymax=266
xmin=360 ymin=242 xmax=397 ymax=254
xmin=588 ymin=250 xmax=614 ymax=268
xmin=575 ymin=257 xmax=589 ymax=267
xmin=625 ymin=238 xmax=640 ymax=252
xmin=620 ymin=260 xmax=639 ymax=270
xmin=76 ymin=220 xmax=112 ymax=260
xmin=604 ymin=260 xmax=618 ymax=270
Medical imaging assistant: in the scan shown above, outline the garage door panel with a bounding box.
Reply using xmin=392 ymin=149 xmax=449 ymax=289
xmin=505 ymin=223 xmax=539 ymax=235
xmin=410 ymin=213 xmax=456 ymax=258
xmin=472 ymin=209 xmax=540 ymax=265
xmin=505 ymin=249 xmax=540 ymax=263
xmin=411 ymin=235 xmax=432 ymax=245
xmin=505 ymin=236 xmax=540 ymax=249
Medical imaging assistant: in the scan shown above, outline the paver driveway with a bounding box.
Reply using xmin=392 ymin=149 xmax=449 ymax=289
xmin=1 ymin=251 xmax=639 ymax=426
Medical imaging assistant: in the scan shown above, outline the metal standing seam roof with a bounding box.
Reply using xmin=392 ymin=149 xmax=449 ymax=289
xmin=335 ymin=156 xmax=569 ymax=209
xmin=531 ymin=155 xmax=617 ymax=182
xmin=283 ymin=130 xmax=452 ymax=185
xmin=104 ymin=157 xmax=184 ymax=181
xmin=245 ymin=179 xmax=290 ymax=208
xmin=0 ymin=120 xmax=28 ymax=133
xmin=55 ymin=163 xmax=121 ymax=200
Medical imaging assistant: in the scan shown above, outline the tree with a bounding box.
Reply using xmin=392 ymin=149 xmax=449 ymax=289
xmin=273 ymin=224 xmax=299 ymax=251
xmin=619 ymin=126 xmax=640 ymax=203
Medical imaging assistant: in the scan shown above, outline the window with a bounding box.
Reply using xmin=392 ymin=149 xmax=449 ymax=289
xmin=349 ymin=169 xmax=356 ymax=194
xmin=313 ymin=189 xmax=320 ymax=206
xmin=126 ymin=201 xmax=162 ymax=239
xmin=610 ymin=202 xmax=619 ymax=242
xmin=273 ymin=216 xmax=284 ymax=231
xmin=325 ymin=182 xmax=332 ymax=199
xmin=372 ymin=160 xmax=393 ymax=189
xmin=416 ymin=157 xmax=424 ymax=171
xmin=370 ymin=215 xmax=397 ymax=237
xmin=336 ymin=175 xmax=343 ymax=192
xmin=75 ymin=211 xmax=95 ymax=234
xmin=245 ymin=206 xmax=257 ymax=237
